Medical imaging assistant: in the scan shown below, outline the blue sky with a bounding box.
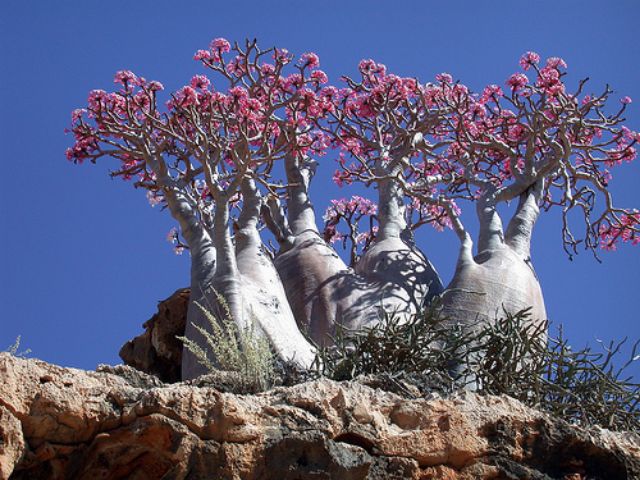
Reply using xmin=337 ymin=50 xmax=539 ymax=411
xmin=1 ymin=1 xmax=638 ymax=377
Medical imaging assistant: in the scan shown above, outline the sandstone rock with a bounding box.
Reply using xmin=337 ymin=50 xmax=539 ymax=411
xmin=119 ymin=288 xmax=189 ymax=383
xmin=1 ymin=353 xmax=638 ymax=479
xmin=0 ymin=406 xmax=24 ymax=480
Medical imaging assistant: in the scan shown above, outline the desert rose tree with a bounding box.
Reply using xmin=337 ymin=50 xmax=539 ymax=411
xmin=321 ymin=60 xmax=451 ymax=309
xmin=298 ymin=59 xmax=457 ymax=331
xmin=400 ymin=53 xmax=639 ymax=336
xmin=258 ymin=61 xmax=448 ymax=343
xmin=67 ymin=39 xmax=336 ymax=377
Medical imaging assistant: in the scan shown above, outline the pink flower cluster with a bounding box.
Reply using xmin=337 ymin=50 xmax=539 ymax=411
xmin=194 ymin=37 xmax=231 ymax=62
xmin=325 ymin=196 xmax=377 ymax=218
xmin=506 ymin=73 xmax=529 ymax=91
xmin=67 ymin=43 xmax=640 ymax=259
xmin=299 ymin=52 xmax=320 ymax=69
xmin=519 ymin=51 xmax=540 ymax=70
xmin=323 ymin=196 xmax=378 ymax=246
xmin=599 ymin=211 xmax=640 ymax=250
xmin=114 ymin=70 xmax=140 ymax=87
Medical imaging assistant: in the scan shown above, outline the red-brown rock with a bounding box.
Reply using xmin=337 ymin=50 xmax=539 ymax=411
xmin=1 ymin=353 xmax=638 ymax=479
xmin=119 ymin=288 xmax=189 ymax=383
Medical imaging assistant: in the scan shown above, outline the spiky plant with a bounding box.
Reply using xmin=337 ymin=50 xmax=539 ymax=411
xmin=178 ymin=289 xmax=275 ymax=392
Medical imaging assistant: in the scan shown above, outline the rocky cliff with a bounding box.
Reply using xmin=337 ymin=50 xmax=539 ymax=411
xmin=1 ymin=353 xmax=639 ymax=479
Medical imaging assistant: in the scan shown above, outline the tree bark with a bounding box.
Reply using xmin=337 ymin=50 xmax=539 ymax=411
xmin=163 ymin=191 xmax=217 ymax=380
xmin=182 ymin=198 xmax=243 ymax=380
xmin=234 ymin=179 xmax=316 ymax=369
xmin=439 ymin=185 xmax=547 ymax=385
xmin=270 ymin=156 xmax=443 ymax=346
xmin=356 ymin=172 xmax=443 ymax=315
xmin=272 ymin=154 xmax=359 ymax=344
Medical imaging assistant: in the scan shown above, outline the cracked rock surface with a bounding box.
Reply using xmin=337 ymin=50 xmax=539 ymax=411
xmin=0 ymin=353 xmax=638 ymax=479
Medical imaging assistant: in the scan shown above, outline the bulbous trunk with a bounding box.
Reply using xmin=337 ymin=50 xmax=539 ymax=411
xmin=182 ymin=199 xmax=242 ymax=380
xmin=182 ymin=182 xmax=317 ymax=380
xmin=268 ymin=155 xmax=447 ymax=345
xmin=442 ymin=184 xmax=547 ymax=329
xmin=439 ymin=184 xmax=547 ymax=388
xmin=440 ymin=245 xmax=546 ymax=328
xmin=439 ymin=244 xmax=547 ymax=389
xmin=272 ymin=154 xmax=383 ymax=345
xmin=271 ymin=155 xmax=442 ymax=346
xmin=356 ymin=237 xmax=443 ymax=314
xmin=234 ymin=180 xmax=316 ymax=369
xmin=273 ymin=231 xmax=352 ymax=345
xmin=356 ymin=176 xmax=443 ymax=315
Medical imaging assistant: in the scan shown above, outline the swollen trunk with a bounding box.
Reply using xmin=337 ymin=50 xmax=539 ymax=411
xmin=440 ymin=245 xmax=546 ymax=329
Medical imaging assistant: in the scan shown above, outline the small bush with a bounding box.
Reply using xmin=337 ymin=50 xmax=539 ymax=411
xmin=4 ymin=336 xmax=31 ymax=358
xmin=312 ymin=304 xmax=640 ymax=432
xmin=178 ymin=289 xmax=275 ymax=393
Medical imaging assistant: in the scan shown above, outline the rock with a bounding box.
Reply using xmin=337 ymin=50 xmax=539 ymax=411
xmin=0 ymin=406 xmax=24 ymax=480
xmin=1 ymin=353 xmax=639 ymax=479
xmin=119 ymin=288 xmax=189 ymax=383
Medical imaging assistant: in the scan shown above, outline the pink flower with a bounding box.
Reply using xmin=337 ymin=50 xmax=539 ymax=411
xmin=436 ymin=73 xmax=453 ymax=84
xmin=310 ymin=70 xmax=328 ymax=84
xmin=71 ymin=109 xmax=86 ymax=123
xmin=210 ymin=38 xmax=231 ymax=54
xmin=545 ymin=57 xmax=567 ymax=69
xmin=174 ymin=86 xmax=199 ymax=108
xmin=274 ymin=48 xmax=292 ymax=65
xmin=148 ymin=81 xmax=164 ymax=92
xmin=507 ymin=124 xmax=526 ymax=141
xmin=506 ymin=73 xmax=529 ymax=91
xmin=469 ymin=103 xmax=487 ymax=118
xmin=190 ymin=75 xmax=210 ymax=90
xmin=87 ymin=89 xmax=108 ymax=110
xmin=260 ymin=63 xmax=275 ymax=75
xmin=299 ymin=52 xmax=320 ymax=69
xmin=332 ymin=169 xmax=352 ymax=187
xmin=114 ymin=70 xmax=138 ymax=86
xmin=133 ymin=91 xmax=151 ymax=111
xmin=283 ymin=73 xmax=303 ymax=91
xmin=621 ymin=96 xmax=633 ymax=105
xmin=358 ymin=59 xmax=387 ymax=76
xmin=519 ymin=51 xmax=540 ymax=70
xmin=194 ymin=49 xmax=211 ymax=61
xmin=536 ymin=65 xmax=564 ymax=95
xmin=226 ymin=56 xmax=247 ymax=77
xmin=228 ymin=86 xmax=249 ymax=102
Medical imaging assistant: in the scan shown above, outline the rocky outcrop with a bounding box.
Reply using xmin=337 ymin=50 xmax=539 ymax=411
xmin=119 ymin=289 xmax=189 ymax=383
xmin=0 ymin=353 xmax=638 ymax=479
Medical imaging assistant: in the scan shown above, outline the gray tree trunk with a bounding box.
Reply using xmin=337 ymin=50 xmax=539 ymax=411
xmin=271 ymin=155 xmax=443 ymax=346
xmin=234 ymin=179 xmax=316 ymax=369
xmin=439 ymin=185 xmax=547 ymax=384
xmin=356 ymin=174 xmax=443 ymax=314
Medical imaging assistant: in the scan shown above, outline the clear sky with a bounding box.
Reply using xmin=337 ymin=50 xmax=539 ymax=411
xmin=1 ymin=1 xmax=638 ymax=377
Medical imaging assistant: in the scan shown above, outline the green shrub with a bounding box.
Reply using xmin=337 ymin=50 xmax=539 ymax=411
xmin=312 ymin=304 xmax=639 ymax=432
xmin=178 ymin=289 xmax=275 ymax=393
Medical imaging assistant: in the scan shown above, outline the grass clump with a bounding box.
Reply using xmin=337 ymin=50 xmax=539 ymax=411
xmin=4 ymin=335 xmax=31 ymax=358
xmin=312 ymin=304 xmax=640 ymax=432
xmin=178 ymin=289 xmax=275 ymax=393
